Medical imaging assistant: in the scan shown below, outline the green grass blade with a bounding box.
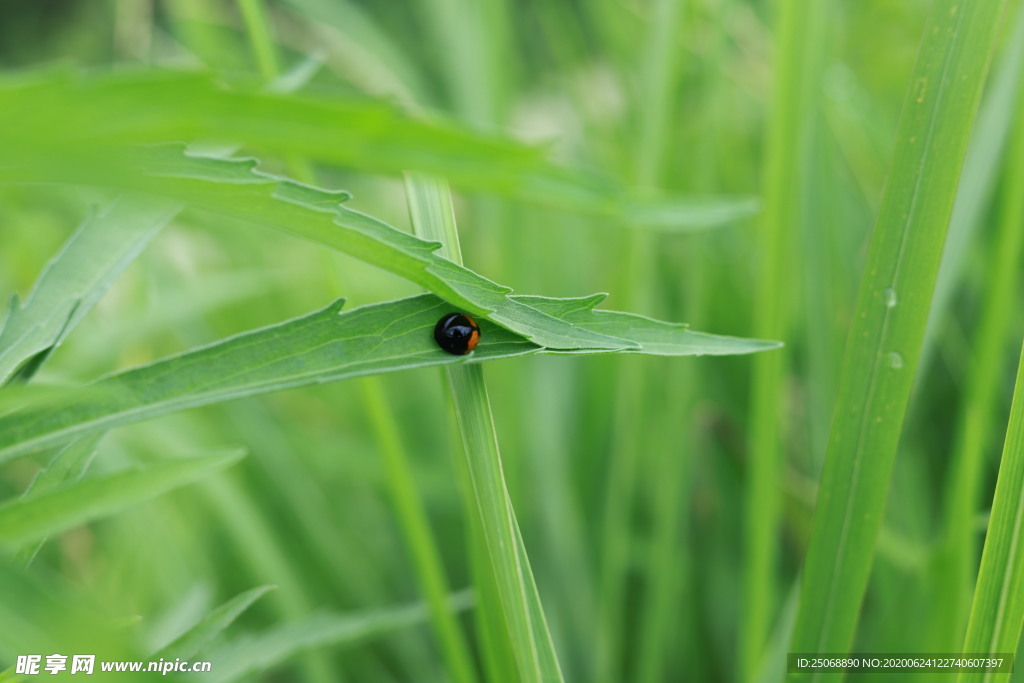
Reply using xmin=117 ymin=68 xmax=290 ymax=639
xmin=405 ymin=172 xmax=564 ymax=681
xmin=741 ymin=0 xmax=825 ymax=677
xmin=958 ymin=342 xmax=1024 ymax=683
xmin=919 ymin=4 xmax=1024 ymax=377
xmin=445 ymin=365 xmax=564 ymax=681
xmin=206 ymin=591 xmax=474 ymax=683
xmin=512 ymin=295 xmax=781 ymax=356
xmin=236 ymin=0 xmax=280 ymax=79
xmin=755 ymin=579 xmax=801 ymax=683
xmin=0 ymin=69 xmax=757 ymax=230
xmin=790 ymin=0 xmax=1010 ymax=665
xmin=932 ymin=40 xmax=1024 ymax=649
xmin=154 ymin=585 xmax=276 ymax=660
xmin=0 ymin=451 xmax=244 ymax=548
xmin=0 ymin=195 xmax=175 ymax=383
xmin=0 ymin=294 xmax=776 ymax=463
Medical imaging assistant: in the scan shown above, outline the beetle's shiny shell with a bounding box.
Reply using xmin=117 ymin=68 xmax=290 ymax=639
xmin=434 ymin=313 xmax=480 ymax=355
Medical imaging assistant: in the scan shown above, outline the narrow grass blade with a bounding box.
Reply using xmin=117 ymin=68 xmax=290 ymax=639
xmin=958 ymin=342 xmax=1024 ymax=682
xmin=0 ymin=195 xmax=175 ymax=383
xmin=237 ymin=0 xmax=280 ymax=79
xmin=405 ymin=172 xmax=564 ymax=681
xmin=790 ymin=0 xmax=1010 ymax=664
xmin=919 ymin=4 xmax=1024 ymax=376
xmin=597 ymin=0 xmax=688 ymax=677
xmin=932 ymin=39 xmax=1024 ymax=649
xmin=755 ymin=579 xmax=801 ymax=683
xmin=206 ymin=591 xmax=474 ymax=683
xmin=0 ymin=294 xmax=777 ymax=463
xmin=444 ymin=365 xmax=564 ymax=681
xmin=154 ymin=585 xmax=276 ymax=660
xmin=741 ymin=0 xmax=826 ymax=677
xmin=0 ymin=451 xmax=244 ymax=547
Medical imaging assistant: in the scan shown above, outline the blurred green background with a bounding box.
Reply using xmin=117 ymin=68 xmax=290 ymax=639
xmin=1 ymin=0 xmax=1023 ymax=681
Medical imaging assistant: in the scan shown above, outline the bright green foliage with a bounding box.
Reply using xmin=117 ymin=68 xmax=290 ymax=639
xmin=3 ymin=146 xmax=671 ymax=351
xmin=929 ymin=24 xmax=1024 ymax=649
xmin=0 ymin=197 xmax=175 ymax=383
xmin=790 ymin=0 xmax=1010 ymax=667
xmin=959 ymin=343 xmax=1024 ymax=682
xmin=742 ymin=1 xmax=826 ymax=677
xmin=0 ymin=294 xmax=775 ymax=463
xmin=154 ymin=585 xmax=276 ymax=660
xmin=2 ymin=1 xmax=1022 ymax=681
xmin=0 ymin=69 xmax=757 ymax=231
xmin=406 ymin=173 xmax=564 ymax=682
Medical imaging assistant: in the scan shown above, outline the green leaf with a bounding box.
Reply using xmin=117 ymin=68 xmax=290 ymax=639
xmin=920 ymin=6 xmax=1024 ymax=375
xmin=516 ymin=294 xmax=775 ymax=356
xmin=6 ymin=146 xmax=633 ymax=352
xmin=0 ymin=294 xmax=777 ymax=464
xmin=0 ymin=196 xmax=176 ymax=384
xmin=742 ymin=0 xmax=827 ymax=676
xmin=206 ymin=591 xmax=474 ymax=683
xmin=0 ymin=451 xmax=245 ymax=547
xmin=789 ymin=0 xmax=1010 ymax=667
xmin=17 ymin=433 xmax=104 ymax=563
xmin=928 ymin=5 xmax=1024 ymax=649
xmin=0 ymin=68 xmax=756 ymax=230
xmin=154 ymin=585 xmax=276 ymax=661
xmin=23 ymin=435 xmax=103 ymax=499
xmin=959 ymin=342 xmax=1024 ymax=682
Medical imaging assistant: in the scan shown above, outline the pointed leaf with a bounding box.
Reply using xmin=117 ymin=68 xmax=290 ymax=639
xmin=0 ymin=196 xmax=176 ymax=384
xmin=0 ymin=294 xmax=778 ymax=463
xmin=6 ymin=147 xmax=633 ymax=352
xmin=154 ymin=585 xmax=276 ymax=660
xmin=959 ymin=343 xmax=1024 ymax=681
